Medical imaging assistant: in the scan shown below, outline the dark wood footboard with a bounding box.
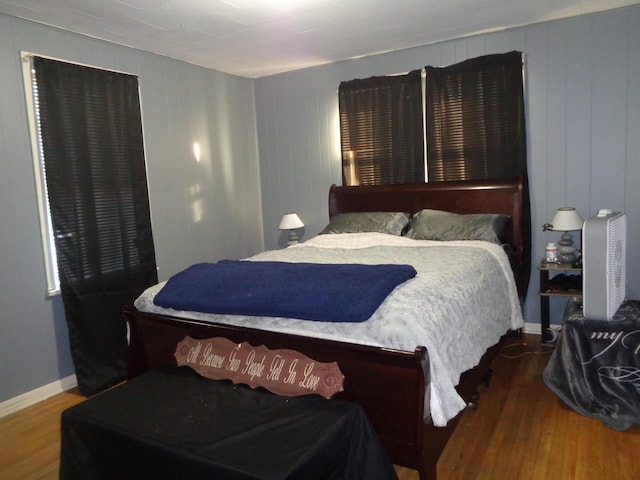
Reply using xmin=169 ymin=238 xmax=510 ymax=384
xmin=124 ymin=305 xmax=502 ymax=479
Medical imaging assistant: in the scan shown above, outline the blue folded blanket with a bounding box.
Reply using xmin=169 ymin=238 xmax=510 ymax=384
xmin=153 ymin=260 xmax=417 ymax=323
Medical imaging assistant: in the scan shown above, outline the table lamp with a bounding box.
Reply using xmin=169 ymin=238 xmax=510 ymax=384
xmin=279 ymin=213 xmax=304 ymax=246
xmin=543 ymin=207 xmax=584 ymax=263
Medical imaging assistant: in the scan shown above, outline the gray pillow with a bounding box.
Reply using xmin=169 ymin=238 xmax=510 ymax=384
xmin=404 ymin=209 xmax=510 ymax=244
xmin=320 ymin=212 xmax=410 ymax=236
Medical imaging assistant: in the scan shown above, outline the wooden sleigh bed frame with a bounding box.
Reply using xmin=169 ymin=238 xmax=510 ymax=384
xmin=124 ymin=177 xmax=530 ymax=480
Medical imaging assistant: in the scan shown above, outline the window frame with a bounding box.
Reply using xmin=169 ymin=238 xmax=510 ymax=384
xmin=22 ymin=52 xmax=60 ymax=295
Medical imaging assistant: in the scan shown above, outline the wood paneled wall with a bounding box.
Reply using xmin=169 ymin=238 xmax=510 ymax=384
xmin=254 ymin=6 xmax=640 ymax=327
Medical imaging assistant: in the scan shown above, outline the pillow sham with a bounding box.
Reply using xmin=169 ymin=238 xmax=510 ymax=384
xmin=404 ymin=209 xmax=510 ymax=244
xmin=320 ymin=211 xmax=410 ymax=236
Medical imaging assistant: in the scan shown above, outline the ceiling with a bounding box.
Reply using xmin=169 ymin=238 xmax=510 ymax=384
xmin=1 ymin=0 xmax=637 ymax=78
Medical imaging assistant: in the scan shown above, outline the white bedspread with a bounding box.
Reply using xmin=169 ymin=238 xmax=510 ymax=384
xmin=135 ymin=233 xmax=523 ymax=426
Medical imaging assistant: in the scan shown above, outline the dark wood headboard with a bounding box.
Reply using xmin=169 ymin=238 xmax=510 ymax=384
xmin=328 ymin=177 xmax=530 ymax=303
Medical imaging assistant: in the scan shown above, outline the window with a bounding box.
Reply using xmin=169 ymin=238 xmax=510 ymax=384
xmin=338 ymin=70 xmax=424 ymax=186
xmin=338 ymin=52 xmax=525 ymax=185
xmin=425 ymin=51 xmax=525 ymax=181
xmin=22 ymin=54 xmax=156 ymax=295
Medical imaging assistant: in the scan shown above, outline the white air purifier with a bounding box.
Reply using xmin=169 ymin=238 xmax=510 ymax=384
xmin=582 ymin=209 xmax=626 ymax=321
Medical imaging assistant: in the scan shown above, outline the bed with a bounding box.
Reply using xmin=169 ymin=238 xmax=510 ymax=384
xmin=124 ymin=177 xmax=530 ymax=480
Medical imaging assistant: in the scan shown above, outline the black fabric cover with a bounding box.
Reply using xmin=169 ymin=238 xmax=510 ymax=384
xmin=60 ymin=366 xmax=398 ymax=480
xmin=543 ymin=299 xmax=640 ymax=430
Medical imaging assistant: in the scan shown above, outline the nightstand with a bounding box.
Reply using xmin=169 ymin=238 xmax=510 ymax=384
xmin=538 ymin=260 xmax=582 ymax=347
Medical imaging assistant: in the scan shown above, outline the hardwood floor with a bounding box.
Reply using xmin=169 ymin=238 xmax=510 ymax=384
xmin=0 ymin=386 xmax=84 ymax=480
xmin=1 ymin=334 xmax=638 ymax=479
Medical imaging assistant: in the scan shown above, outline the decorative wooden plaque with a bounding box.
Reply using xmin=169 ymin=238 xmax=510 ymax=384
xmin=174 ymin=336 xmax=345 ymax=399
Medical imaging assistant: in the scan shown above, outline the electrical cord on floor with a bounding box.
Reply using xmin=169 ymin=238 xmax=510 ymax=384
xmin=499 ymin=340 xmax=553 ymax=359
xmin=545 ymin=326 xmax=563 ymax=344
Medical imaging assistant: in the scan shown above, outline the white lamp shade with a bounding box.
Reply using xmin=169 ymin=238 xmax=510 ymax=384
xmin=549 ymin=207 xmax=584 ymax=231
xmin=279 ymin=213 xmax=304 ymax=230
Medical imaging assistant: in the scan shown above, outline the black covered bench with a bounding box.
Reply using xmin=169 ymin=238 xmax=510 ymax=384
xmin=60 ymin=365 xmax=398 ymax=479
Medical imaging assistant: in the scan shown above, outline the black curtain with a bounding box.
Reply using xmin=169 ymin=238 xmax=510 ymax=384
xmin=425 ymin=51 xmax=531 ymax=302
xmin=34 ymin=57 xmax=158 ymax=396
xmin=425 ymin=51 xmax=526 ymax=182
xmin=338 ymin=70 xmax=424 ymax=185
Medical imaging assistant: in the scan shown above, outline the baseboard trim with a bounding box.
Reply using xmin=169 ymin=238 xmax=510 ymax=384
xmin=523 ymin=321 xmax=541 ymax=336
xmin=0 ymin=374 xmax=77 ymax=419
